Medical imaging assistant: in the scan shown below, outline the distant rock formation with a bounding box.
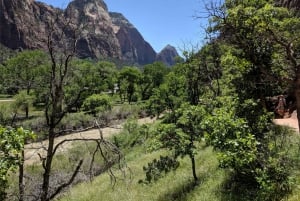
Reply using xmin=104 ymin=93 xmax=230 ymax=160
xmin=109 ymin=12 xmax=156 ymax=65
xmin=0 ymin=0 xmax=122 ymax=59
xmin=156 ymin=45 xmax=179 ymax=66
xmin=66 ymin=0 xmax=121 ymax=59
xmin=0 ymin=0 xmax=181 ymax=65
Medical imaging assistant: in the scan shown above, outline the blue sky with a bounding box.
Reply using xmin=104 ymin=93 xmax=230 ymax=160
xmin=38 ymin=0 xmax=211 ymax=53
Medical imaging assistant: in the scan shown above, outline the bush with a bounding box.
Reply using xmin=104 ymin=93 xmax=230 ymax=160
xmin=113 ymin=118 xmax=152 ymax=149
xmin=0 ymin=104 xmax=13 ymax=125
xmin=81 ymin=94 xmax=112 ymax=115
xmin=58 ymin=112 xmax=95 ymax=131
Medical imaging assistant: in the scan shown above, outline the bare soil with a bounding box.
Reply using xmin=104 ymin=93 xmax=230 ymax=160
xmin=24 ymin=117 xmax=156 ymax=165
xmin=273 ymin=110 xmax=299 ymax=132
xmin=24 ymin=112 xmax=299 ymax=166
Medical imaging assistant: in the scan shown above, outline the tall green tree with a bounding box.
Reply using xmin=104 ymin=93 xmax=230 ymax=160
xmin=201 ymin=0 xmax=299 ymax=198
xmin=210 ymin=0 xmax=300 ymax=128
xmin=118 ymin=66 xmax=142 ymax=103
xmin=140 ymin=62 xmax=168 ymax=100
xmin=2 ymin=50 xmax=47 ymax=95
xmin=148 ymin=103 xmax=207 ymax=183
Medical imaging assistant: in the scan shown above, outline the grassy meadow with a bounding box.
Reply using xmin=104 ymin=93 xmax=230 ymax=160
xmin=53 ymin=124 xmax=300 ymax=201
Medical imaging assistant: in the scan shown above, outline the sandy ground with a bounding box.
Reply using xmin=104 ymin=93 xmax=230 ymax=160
xmin=273 ymin=111 xmax=299 ymax=132
xmin=24 ymin=112 xmax=299 ymax=166
xmin=24 ymin=117 xmax=156 ymax=165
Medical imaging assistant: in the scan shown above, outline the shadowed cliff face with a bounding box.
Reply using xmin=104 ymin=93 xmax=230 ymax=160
xmin=0 ymin=0 xmax=180 ymax=65
xmin=66 ymin=0 xmax=121 ymax=59
xmin=109 ymin=12 xmax=157 ymax=65
xmin=0 ymin=0 xmax=58 ymax=50
xmin=156 ymin=45 xmax=179 ymax=66
xmin=0 ymin=0 xmax=122 ymax=59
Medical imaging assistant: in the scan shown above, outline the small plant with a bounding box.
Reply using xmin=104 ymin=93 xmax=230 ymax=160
xmin=140 ymin=155 xmax=179 ymax=184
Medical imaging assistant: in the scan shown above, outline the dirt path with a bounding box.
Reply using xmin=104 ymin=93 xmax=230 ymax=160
xmin=24 ymin=112 xmax=299 ymax=166
xmin=24 ymin=117 xmax=156 ymax=165
xmin=273 ymin=111 xmax=299 ymax=132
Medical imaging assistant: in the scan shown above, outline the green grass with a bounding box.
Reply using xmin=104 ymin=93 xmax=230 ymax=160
xmin=55 ymin=124 xmax=300 ymax=201
xmin=6 ymin=118 xmax=300 ymax=201
xmin=56 ymin=145 xmax=229 ymax=201
xmin=0 ymin=94 xmax=13 ymax=99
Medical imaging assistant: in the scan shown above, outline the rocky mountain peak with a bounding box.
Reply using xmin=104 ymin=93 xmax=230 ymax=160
xmin=110 ymin=12 xmax=134 ymax=30
xmin=109 ymin=12 xmax=156 ymax=65
xmin=156 ymin=45 xmax=179 ymax=66
xmin=0 ymin=0 xmax=179 ymax=66
xmin=67 ymin=0 xmax=108 ymax=12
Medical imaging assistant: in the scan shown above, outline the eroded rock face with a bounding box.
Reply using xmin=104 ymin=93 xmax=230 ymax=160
xmin=66 ymin=0 xmax=121 ymax=59
xmin=0 ymin=0 xmax=179 ymax=65
xmin=0 ymin=0 xmax=58 ymax=50
xmin=109 ymin=12 xmax=157 ymax=65
xmin=0 ymin=0 xmax=121 ymax=60
xmin=156 ymin=45 xmax=179 ymax=66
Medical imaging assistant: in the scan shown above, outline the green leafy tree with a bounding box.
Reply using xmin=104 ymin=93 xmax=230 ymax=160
xmin=140 ymin=62 xmax=168 ymax=100
xmin=94 ymin=61 xmax=118 ymax=93
xmin=201 ymin=1 xmax=299 ymax=198
xmin=12 ymin=90 xmax=34 ymax=119
xmin=0 ymin=127 xmax=34 ymax=200
xmin=150 ymin=104 xmax=207 ymax=183
xmin=210 ymin=0 xmax=300 ymax=127
xmin=118 ymin=66 xmax=142 ymax=103
xmin=81 ymin=94 xmax=112 ymax=115
xmin=2 ymin=50 xmax=47 ymax=95
xmin=65 ymin=60 xmax=117 ymax=111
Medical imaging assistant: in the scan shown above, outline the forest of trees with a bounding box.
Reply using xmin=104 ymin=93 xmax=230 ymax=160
xmin=1 ymin=0 xmax=300 ymax=200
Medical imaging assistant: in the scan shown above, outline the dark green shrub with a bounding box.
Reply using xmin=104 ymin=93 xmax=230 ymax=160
xmin=58 ymin=112 xmax=94 ymax=131
xmin=140 ymin=155 xmax=179 ymax=184
xmin=81 ymin=94 xmax=112 ymax=115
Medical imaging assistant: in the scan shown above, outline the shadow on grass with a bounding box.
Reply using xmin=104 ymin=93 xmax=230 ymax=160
xmin=219 ymin=173 xmax=290 ymax=201
xmin=219 ymin=175 xmax=258 ymax=201
xmin=157 ymin=179 xmax=199 ymax=201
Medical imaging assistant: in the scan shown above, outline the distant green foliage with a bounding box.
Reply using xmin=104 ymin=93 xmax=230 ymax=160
xmin=2 ymin=50 xmax=47 ymax=95
xmin=113 ymin=118 xmax=151 ymax=149
xmin=12 ymin=90 xmax=33 ymax=118
xmin=140 ymin=62 xmax=169 ymax=100
xmin=118 ymin=66 xmax=142 ymax=103
xmin=81 ymin=94 xmax=112 ymax=115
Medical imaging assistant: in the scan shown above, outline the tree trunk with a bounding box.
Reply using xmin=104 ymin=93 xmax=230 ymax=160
xmin=40 ymin=128 xmax=55 ymax=201
xmin=295 ymin=70 xmax=300 ymax=132
xmin=190 ymin=154 xmax=198 ymax=183
xmin=18 ymin=150 xmax=25 ymax=201
xmin=25 ymin=106 xmax=29 ymax=119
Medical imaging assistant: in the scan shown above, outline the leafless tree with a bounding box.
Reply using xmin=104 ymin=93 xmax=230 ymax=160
xmin=14 ymin=9 xmax=128 ymax=201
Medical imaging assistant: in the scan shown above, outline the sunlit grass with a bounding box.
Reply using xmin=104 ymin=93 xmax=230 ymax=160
xmin=56 ymin=125 xmax=300 ymax=201
xmin=56 ymin=145 xmax=229 ymax=201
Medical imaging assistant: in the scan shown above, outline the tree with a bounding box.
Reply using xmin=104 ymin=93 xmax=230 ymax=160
xmin=35 ymin=11 xmax=125 ymax=201
xmin=140 ymin=62 xmax=168 ymax=100
xmin=118 ymin=66 xmax=142 ymax=103
xmin=94 ymin=61 xmax=118 ymax=94
xmin=0 ymin=127 xmax=34 ymax=201
xmin=199 ymin=1 xmax=298 ymax=198
xmin=2 ymin=50 xmax=47 ymax=95
xmin=209 ymin=0 xmax=300 ymax=128
xmin=148 ymin=103 xmax=207 ymax=183
xmin=12 ymin=90 xmax=34 ymax=119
